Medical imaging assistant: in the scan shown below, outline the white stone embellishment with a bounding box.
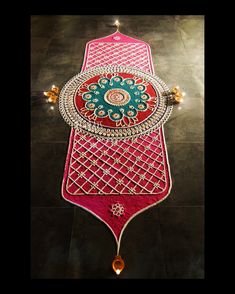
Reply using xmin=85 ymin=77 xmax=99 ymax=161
xmin=136 ymin=156 xmax=141 ymax=161
xmin=90 ymin=143 xmax=97 ymax=148
xmin=80 ymin=152 xmax=86 ymax=158
xmin=123 ymin=148 xmax=129 ymax=153
xmin=101 ymin=150 xmax=108 ymax=155
xmin=139 ymin=174 xmax=145 ymax=180
xmin=129 ymin=187 xmax=136 ymax=193
xmin=116 ymin=178 xmax=124 ymax=185
xmin=111 ymin=203 xmax=125 ymax=217
xmin=153 ymin=182 xmax=160 ymax=188
xmin=113 ymin=36 xmax=121 ymax=40
xmin=103 ymin=169 xmax=110 ymax=175
xmin=78 ymin=171 xmax=85 ymax=178
xmin=148 ymin=163 xmax=154 ymax=168
xmin=127 ymin=166 xmax=134 ymax=172
xmin=145 ymin=146 xmax=151 ymax=150
xmin=114 ymin=158 xmax=120 ymax=164
xmin=91 ymin=159 xmax=98 ymax=166
xmin=91 ymin=182 xmax=98 ymax=189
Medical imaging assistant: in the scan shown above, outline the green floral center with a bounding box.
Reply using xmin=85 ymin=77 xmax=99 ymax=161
xmin=82 ymin=75 xmax=150 ymax=122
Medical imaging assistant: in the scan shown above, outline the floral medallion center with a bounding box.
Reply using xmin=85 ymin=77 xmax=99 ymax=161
xmin=79 ymin=74 xmax=154 ymax=125
xmin=104 ymin=88 xmax=130 ymax=106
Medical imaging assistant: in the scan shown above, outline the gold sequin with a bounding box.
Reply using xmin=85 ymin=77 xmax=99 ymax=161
xmin=112 ymin=113 xmax=121 ymax=119
xmin=88 ymin=103 xmax=95 ymax=109
xmin=137 ymin=85 xmax=144 ymax=91
xmin=98 ymin=110 xmax=105 ymax=116
xmin=138 ymin=104 xmax=145 ymax=110
xmin=127 ymin=111 xmax=134 ymax=116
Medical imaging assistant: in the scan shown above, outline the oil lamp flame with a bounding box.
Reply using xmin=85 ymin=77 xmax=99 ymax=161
xmin=115 ymin=20 xmax=120 ymax=26
xmin=112 ymin=255 xmax=125 ymax=275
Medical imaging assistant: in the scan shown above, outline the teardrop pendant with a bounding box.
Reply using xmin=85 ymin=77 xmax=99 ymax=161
xmin=112 ymin=255 xmax=125 ymax=275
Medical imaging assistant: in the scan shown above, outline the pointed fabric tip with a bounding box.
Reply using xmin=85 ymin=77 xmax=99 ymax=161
xmin=112 ymin=255 xmax=125 ymax=275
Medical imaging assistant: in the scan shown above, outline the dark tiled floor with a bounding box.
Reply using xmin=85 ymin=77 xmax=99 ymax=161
xmin=31 ymin=15 xmax=204 ymax=279
xmin=31 ymin=207 xmax=74 ymax=278
xmin=159 ymin=207 xmax=204 ymax=279
xmin=31 ymin=142 xmax=72 ymax=207
xmin=162 ymin=143 xmax=204 ymax=206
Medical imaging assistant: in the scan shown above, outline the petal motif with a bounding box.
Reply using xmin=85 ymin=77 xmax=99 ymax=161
xmin=123 ymin=108 xmax=137 ymax=118
xmin=140 ymin=93 xmax=150 ymax=100
xmin=82 ymin=92 xmax=95 ymax=101
xmin=88 ymin=83 xmax=99 ymax=91
xmin=136 ymin=102 xmax=148 ymax=111
xmin=85 ymin=100 xmax=98 ymax=110
xmin=94 ymin=107 xmax=108 ymax=118
xmin=108 ymin=109 xmax=124 ymax=121
xmin=110 ymin=76 xmax=123 ymax=86
xmin=98 ymin=78 xmax=110 ymax=88
xmin=136 ymin=84 xmax=146 ymax=92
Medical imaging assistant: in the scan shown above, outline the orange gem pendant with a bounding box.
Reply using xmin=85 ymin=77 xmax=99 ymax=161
xmin=112 ymin=255 xmax=125 ymax=275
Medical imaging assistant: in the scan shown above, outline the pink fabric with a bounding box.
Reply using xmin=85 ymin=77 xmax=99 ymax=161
xmin=61 ymin=32 xmax=171 ymax=244
xmin=82 ymin=31 xmax=154 ymax=73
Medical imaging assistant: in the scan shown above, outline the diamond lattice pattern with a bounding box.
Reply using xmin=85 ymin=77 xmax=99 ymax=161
xmin=67 ymin=131 xmax=166 ymax=195
xmin=85 ymin=42 xmax=152 ymax=73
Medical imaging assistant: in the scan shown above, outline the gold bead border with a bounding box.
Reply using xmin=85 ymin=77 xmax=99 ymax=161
xmin=59 ymin=65 xmax=173 ymax=141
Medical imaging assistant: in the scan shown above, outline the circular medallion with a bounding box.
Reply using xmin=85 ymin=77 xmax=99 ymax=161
xmin=104 ymin=89 xmax=130 ymax=106
xmin=59 ymin=65 xmax=172 ymax=140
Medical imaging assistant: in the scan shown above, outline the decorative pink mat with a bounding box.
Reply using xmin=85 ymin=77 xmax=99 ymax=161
xmin=61 ymin=31 xmax=172 ymax=255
